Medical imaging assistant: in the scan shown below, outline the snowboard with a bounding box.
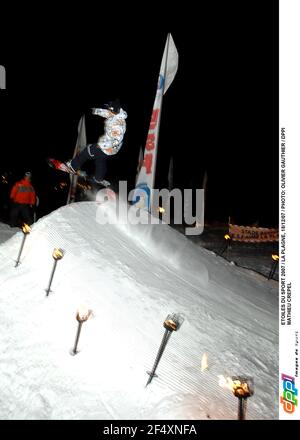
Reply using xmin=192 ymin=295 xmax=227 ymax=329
xmin=47 ymin=158 xmax=111 ymax=188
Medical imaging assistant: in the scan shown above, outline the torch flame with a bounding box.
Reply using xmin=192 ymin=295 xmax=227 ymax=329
xmin=77 ymin=305 xmax=91 ymax=322
xmin=201 ymin=353 xmax=208 ymax=371
xmin=52 ymin=248 xmax=64 ymax=260
xmin=22 ymin=223 xmax=31 ymax=234
xmin=272 ymin=254 xmax=279 ymax=261
xmin=224 ymin=234 xmax=231 ymax=240
xmin=164 ymin=318 xmax=177 ymax=331
xmin=218 ymin=375 xmax=252 ymax=397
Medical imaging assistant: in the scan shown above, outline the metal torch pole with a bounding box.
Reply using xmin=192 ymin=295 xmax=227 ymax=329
xmin=218 ymin=243 xmax=226 ymax=256
xmin=268 ymin=260 xmax=278 ymax=280
xmin=45 ymin=259 xmax=58 ymax=296
xmin=268 ymin=261 xmax=275 ymax=280
xmin=15 ymin=234 xmax=27 ymax=267
xmin=238 ymin=397 xmax=247 ymax=420
xmin=146 ymin=328 xmax=172 ymax=386
xmin=73 ymin=321 xmax=83 ymax=354
xmin=219 ymin=240 xmax=230 ymax=257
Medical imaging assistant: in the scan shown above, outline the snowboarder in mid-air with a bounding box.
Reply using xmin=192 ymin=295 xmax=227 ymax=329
xmin=66 ymin=99 xmax=127 ymax=186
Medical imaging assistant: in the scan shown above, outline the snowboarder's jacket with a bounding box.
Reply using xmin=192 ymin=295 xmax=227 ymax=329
xmin=92 ymin=107 xmax=127 ymax=156
xmin=10 ymin=179 xmax=36 ymax=205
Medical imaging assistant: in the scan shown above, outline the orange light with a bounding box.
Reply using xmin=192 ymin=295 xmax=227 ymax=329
xmin=52 ymin=248 xmax=64 ymax=260
xmin=218 ymin=375 xmax=252 ymax=398
xmin=76 ymin=306 xmax=91 ymax=322
xmin=224 ymin=234 xmax=231 ymax=240
xmin=201 ymin=353 xmax=208 ymax=371
xmin=22 ymin=224 xmax=31 ymax=234
xmin=164 ymin=318 xmax=177 ymax=331
xmin=272 ymin=254 xmax=279 ymax=261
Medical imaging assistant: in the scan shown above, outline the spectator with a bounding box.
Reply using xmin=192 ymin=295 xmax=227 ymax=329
xmin=10 ymin=171 xmax=36 ymax=227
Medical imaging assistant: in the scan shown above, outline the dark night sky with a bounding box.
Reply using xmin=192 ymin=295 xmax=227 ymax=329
xmin=0 ymin=3 xmax=279 ymax=226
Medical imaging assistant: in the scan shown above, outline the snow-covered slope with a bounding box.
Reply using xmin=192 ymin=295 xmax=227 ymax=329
xmin=0 ymin=222 xmax=18 ymax=244
xmin=0 ymin=202 xmax=278 ymax=419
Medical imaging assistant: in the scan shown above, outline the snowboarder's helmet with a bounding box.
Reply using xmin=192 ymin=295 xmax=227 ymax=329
xmin=103 ymin=99 xmax=121 ymax=114
xmin=25 ymin=171 xmax=32 ymax=178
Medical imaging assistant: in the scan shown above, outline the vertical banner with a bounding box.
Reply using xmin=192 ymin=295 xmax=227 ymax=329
xmin=134 ymin=33 xmax=178 ymax=211
xmin=67 ymin=115 xmax=87 ymax=204
xmin=279 ymin=0 xmax=300 ymax=419
xmin=0 ymin=65 xmax=6 ymax=89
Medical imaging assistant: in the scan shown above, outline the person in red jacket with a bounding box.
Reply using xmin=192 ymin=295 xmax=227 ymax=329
xmin=10 ymin=171 xmax=36 ymax=227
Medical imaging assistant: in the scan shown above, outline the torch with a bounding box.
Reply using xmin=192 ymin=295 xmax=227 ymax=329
xmin=268 ymin=254 xmax=279 ymax=280
xmin=218 ymin=234 xmax=232 ymax=257
xmin=72 ymin=306 xmax=92 ymax=355
xmin=218 ymin=375 xmax=254 ymax=420
xmin=157 ymin=206 xmax=166 ymax=221
xmin=146 ymin=313 xmax=184 ymax=387
xmin=45 ymin=248 xmax=64 ymax=296
xmin=15 ymin=223 xmax=31 ymax=267
xmin=232 ymin=377 xmax=254 ymax=420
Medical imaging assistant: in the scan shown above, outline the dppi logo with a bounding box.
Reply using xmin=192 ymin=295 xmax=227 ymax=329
xmin=0 ymin=65 xmax=6 ymax=89
xmin=280 ymin=373 xmax=298 ymax=414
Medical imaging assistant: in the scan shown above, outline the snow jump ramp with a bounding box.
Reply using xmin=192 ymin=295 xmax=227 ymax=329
xmin=0 ymin=201 xmax=278 ymax=419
